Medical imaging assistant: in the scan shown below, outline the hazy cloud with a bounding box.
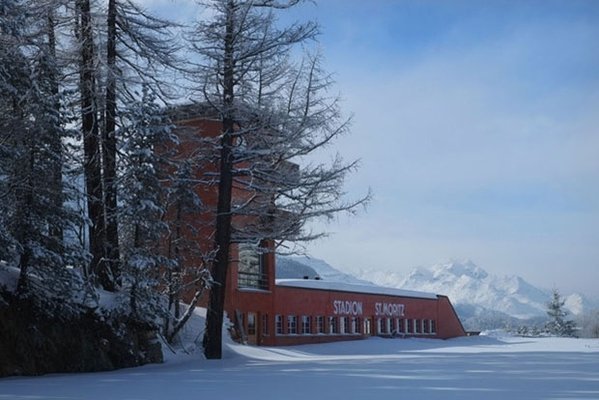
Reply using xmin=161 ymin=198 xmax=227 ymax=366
xmin=305 ymin=3 xmax=599 ymax=297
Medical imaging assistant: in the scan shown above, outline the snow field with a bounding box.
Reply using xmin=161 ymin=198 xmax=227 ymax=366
xmin=1 ymin=333 xmax=598 ymax=400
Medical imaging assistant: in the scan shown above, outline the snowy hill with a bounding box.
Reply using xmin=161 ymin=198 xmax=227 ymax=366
xmin=277 ymin=256 xmax=595 ymax=330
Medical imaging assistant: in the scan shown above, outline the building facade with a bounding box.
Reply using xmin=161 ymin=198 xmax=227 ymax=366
xmin=225 ymin=245 xmax=466 ymax=346
xmin=167 ymin=109 xmax=466 ymax=346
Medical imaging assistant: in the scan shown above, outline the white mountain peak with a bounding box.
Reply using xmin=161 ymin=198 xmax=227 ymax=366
xmin=277 ymin=256 xmax=594 ymax=329
xmin=431 ymin=259 xmax=489 ymax=280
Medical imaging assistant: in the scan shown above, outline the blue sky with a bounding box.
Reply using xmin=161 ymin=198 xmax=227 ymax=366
xmin=143 ymin=0 xmax=599 ymax=298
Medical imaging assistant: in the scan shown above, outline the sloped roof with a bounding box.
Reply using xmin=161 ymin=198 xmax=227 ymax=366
xmin=275 ymin=278 xmax=438 ymax=300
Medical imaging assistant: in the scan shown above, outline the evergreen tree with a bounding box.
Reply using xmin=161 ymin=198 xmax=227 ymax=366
xmin=545 ymin=289 xmax=577 ymax=337
xmin=0 ymin=0 xmax=87 ymax=300
xmin=0 ymin=0 xmax=28 ymax=267
xmin=118 ymin=86 xmax=174 ymax=321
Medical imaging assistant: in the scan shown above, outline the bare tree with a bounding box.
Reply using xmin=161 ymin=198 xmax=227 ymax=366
xmin=72 ymin=0 xmax=182 ymax=291
xmin=77 ymin=0 xmax=111 ymax=289
xmin=189 ymin=0 xmax=369 ymax=359
xmin=103 ymin=0 xmax=120 ymax=287
xmin=578 ymin=309 xmax=599 ymax=338
xmin=102 ymin=0 xmax=183 ymax=286
xmin=160 ymin=157 xmax=213 ymax=343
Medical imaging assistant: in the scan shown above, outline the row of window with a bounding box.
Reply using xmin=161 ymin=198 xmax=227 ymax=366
xmin=271 ymin=315 xmax=437 ymax=336
xmin=241 ymin=313 xmax=438 ymax=337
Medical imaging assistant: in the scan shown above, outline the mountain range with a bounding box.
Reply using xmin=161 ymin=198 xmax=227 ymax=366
xmin=276 ymin=256 xmax=596 ymax=331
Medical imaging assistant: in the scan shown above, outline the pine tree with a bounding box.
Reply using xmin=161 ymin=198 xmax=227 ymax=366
xmin=545 ymin=289 xmax=577 ymax=337
xmin=118 ymin=86 xmax=174 ymax=321
xmin=0 ymin=0 xmax=86 ymax=300
xmin=0 ymin=0 xmax=28 ymax=267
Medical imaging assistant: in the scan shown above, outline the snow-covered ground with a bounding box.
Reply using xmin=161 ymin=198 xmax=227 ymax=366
xmin=1 ymin=332 xmax=598 ymax=400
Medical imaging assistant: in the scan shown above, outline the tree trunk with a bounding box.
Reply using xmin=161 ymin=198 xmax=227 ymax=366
xmin=15 ymin=136 xmax=35 ymax=295
xmin=203 ymin=0 xmax=236 ymax=360
xmin=103 ymin=0 xmax=120 ymax=287
xmin=47 ymin=11 xmax=64 ymax=246
xmin=167 ymin=288 xmax=205 ymax=343
xmin=78 ymin=0 xmax=111 ymax=290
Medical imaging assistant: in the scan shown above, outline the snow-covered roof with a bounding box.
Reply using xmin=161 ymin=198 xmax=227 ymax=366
xmin=275 ymin=279 xmax=438 ymax=300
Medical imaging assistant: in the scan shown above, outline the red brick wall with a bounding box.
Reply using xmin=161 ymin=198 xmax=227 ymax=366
xmin=436 ymin=295 xmax=467 ymax=338
xmin=225 ymin=276 xmax=466 ymax=346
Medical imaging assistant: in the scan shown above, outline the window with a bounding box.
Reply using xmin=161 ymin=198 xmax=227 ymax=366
xmin=262 ymin=314 xmax=269 ymax=335
xmin=351 ymin=317 xmax=359 ymax=334
xmin=316 ymin=316 xmax=324 ymax=334
xmin=287 ymin=315 xmax=297 ymax=334
xmin=377 ymin=318 xmax=383 ymax=334
xmin=328 ymin=316 xmax=338 ymax=334
xmin=364 ymin=318 xmax=372 ymax=335
xmin=414 ymin=319 xmax=420 ymax=334
xmin=237 ymin=242 xmax=268 ymax=290
xmin=340 ymin=317 xmax=348 ymax=334
xmin=406 ymin=318 xmax=412 ymax=334
xmin=301 ymin=316 xmax=311 ymax=334
xmin=275 ymin=315 xmax=283 ymax=335
xmin=386 ymin=318 xmax=392 ymax=334
xmin=397 ymin=318 xmax=403 ymax=334
xmin=430 ymin=320 xmax=436 ymax=334
xmin=423 ymin=319 xmax=429 ymax=335
xmin=247 ymin=313 xmax=256 ymax=335
xmin=237 ymin=312 xmax=245 ymax=334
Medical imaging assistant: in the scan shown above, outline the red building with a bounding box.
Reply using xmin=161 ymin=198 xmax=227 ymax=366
xmin=225 ymin=244 xmax=466 ymax=346
xmin=168 ymin=108 xmax=466 ymax=346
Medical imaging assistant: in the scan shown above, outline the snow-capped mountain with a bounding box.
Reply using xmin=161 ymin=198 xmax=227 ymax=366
xmin=382 ymin=260 xmax=550 ymax=319
xmin=277 ymin=256 xmax=595 ymax=330
xmin=356 ymin=259 xmax=599 ymax=329
xmin=359 ymin=259 xmax=597 ymax=319
xmin=276 ymin=256 xmax=370 ymax=285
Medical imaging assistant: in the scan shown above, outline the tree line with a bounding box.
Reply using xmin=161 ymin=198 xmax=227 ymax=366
xmin=0 ymin=0 xmax=367 ymax=360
